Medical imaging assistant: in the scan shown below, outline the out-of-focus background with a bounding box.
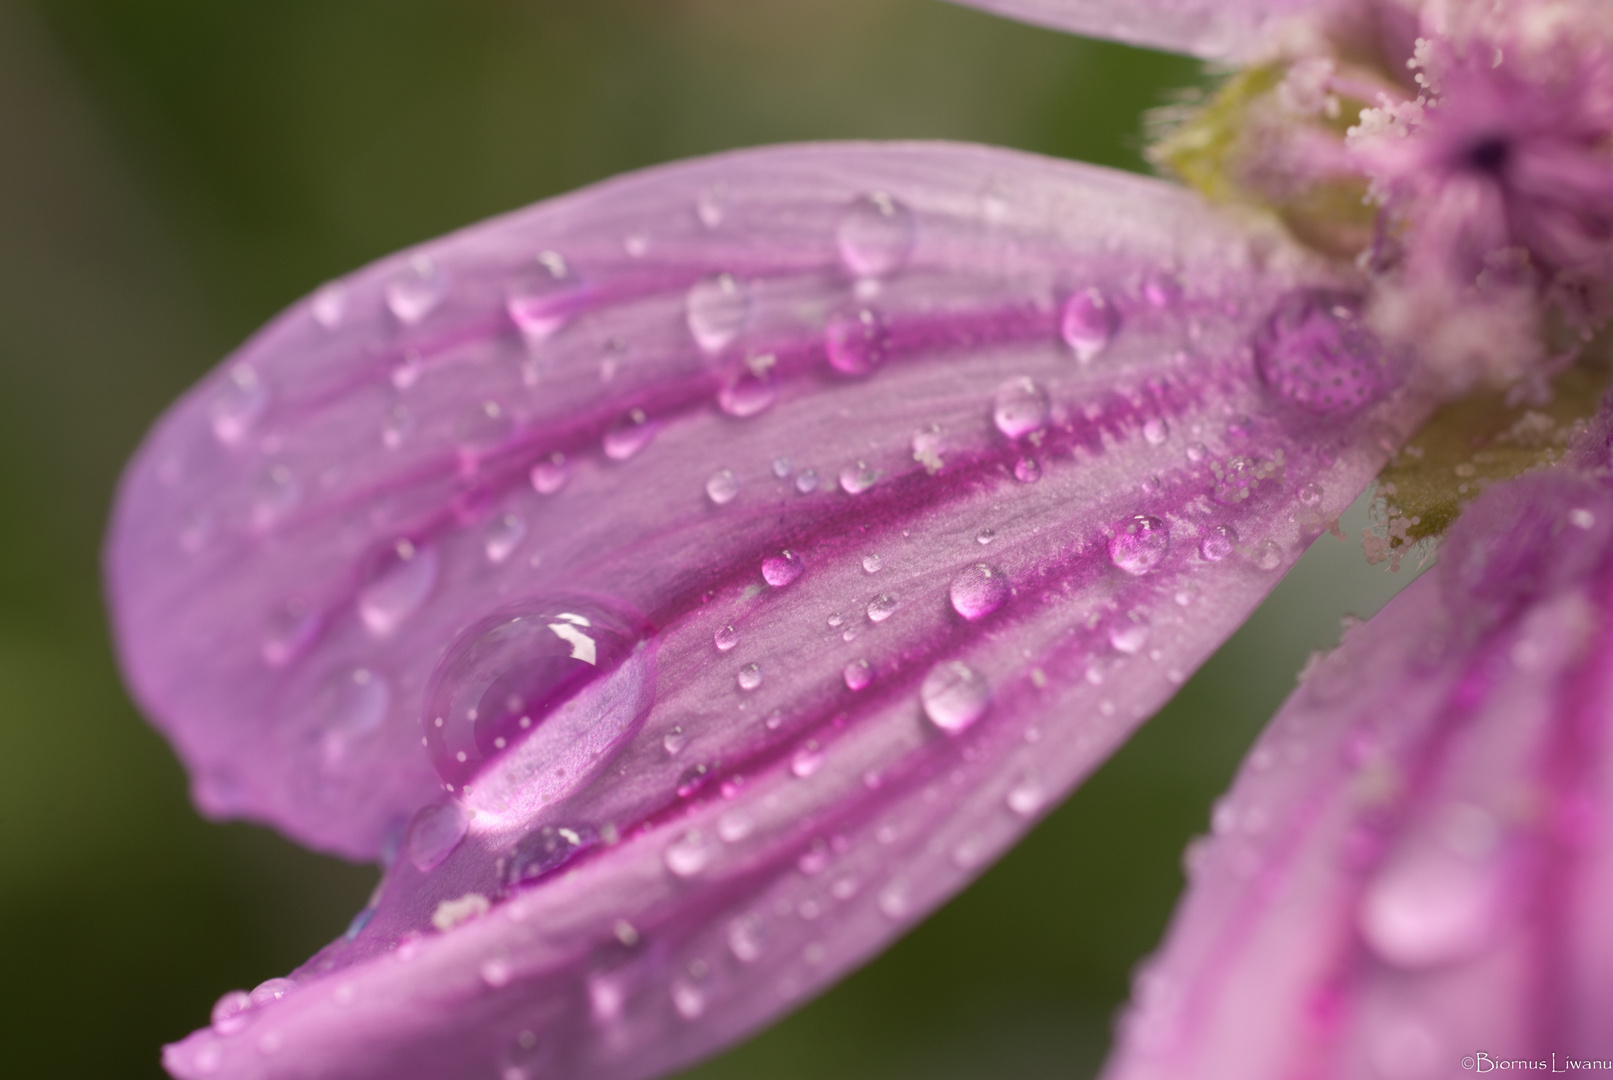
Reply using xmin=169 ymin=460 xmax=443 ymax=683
xmin=0 ymin=2 xmax=1417 ymax=1077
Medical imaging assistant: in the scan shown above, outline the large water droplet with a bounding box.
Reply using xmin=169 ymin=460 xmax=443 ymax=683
xmin=737 ymin=663 xmax=763 ymax=691
xmin=837 ymin=192 xmax=915 ymax=278
xmin=686 ymin=274 xmax=750 ymax=353
xmin=992 ymin=377 xmax=1050 ymax=439
xmin=1199 ymin=524 xmax=1237 ymax=562
xmin=1107 ymin=610 xmax=1151 ymax=655
xmin=949 ymin=564 xmax=1010 ymax=621
xmin=1061 ymin=288 xmax=1119 ymax=361
xmin=358 ymin=539 xmax=438 ymax=636
xmin=706 ymin=469 xmax=740 ymax=506
xmin=406 ymin=802 xmax=468 ymax=871
xmin=421 ymin=599 xmax=645 ymax=786
xmin=208 ymin=364 xmax=267 ymax=446
xmin=824 ymin=308 xmax=890 ymax=376
xmin=665 ymin=831 xmax=713 ymax=877
xmin=1108 ymin=515 xmax=1169 ymax=576
xmin=386 ymin=254 xmax=447 ymax=325
xmin=506 ymin=251 xmax=580 ymax=342
xmin=866 ymin=594 xmax=899 ymax=623
xmin=862 ymin=553 xmax=884 ymax=573
xmin=921 ymin=661 xmax=990 ymax=733
xmin=762 ymin=549 xmax=805 ymax=587
xmin=839 ymin=461 xmax=877 ymax=494
xmin=603 ymin=408 xmax=656 ymax=460
xmin=717 ymin=370 xmax=778 ymax=417
xmin=1254 ymin=290 xmax=1389 ymax=416
xmin=1359 ymin=846 xmax=1504 ymax=968
xmin=714 ymin=625 xmax=740 ymax=651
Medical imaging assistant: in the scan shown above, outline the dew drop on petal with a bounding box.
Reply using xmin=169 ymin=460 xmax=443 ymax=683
xmin=824 ymin=308 xmax=890 ymax=376
xmin=530 ymin=451 xmax=570 ymax=494
xmin=421 ymin=599 xmax=643 ymax=786
xmin=949 ymin=564 xmax=1010 ymax=621
xmin=1298 ymin=481 xmax=1324 ymax=507
xmin=714 ymin=625 xmax=739 ymax=652
xmin=208 ymin=364 xmax=267 ymax=446
xmin=992 ymin=377 xmax=1049 ymax=439
xmin=1108 ymin=610 xmax=1151 ymax=655
xmin=316 ymin=667 xmax=391 ymax=760
xmin=771 ymin=456 xmax=793 ymax=479
xmin=406 ymin=802 xmax=469 ymax=871
xmin=663 ymin=727 xmax=688 ymax=757
xmin=358 ymin=539 xmax=438 ymax=637
xmin=1013 ymin=457 xmax=1041 ymax=483
xmin=1253 ymin=537 xmax=1284 ymax=571
xmin=843 ymin=659 xmax=873 ymax=691
xmin=696 ymin=182 xmax=730 ymax=228
xmin=922 ymin=661 xmax=990 ymax=733
xmin=717 ymin=370 xmax=778 ymax=417
xmin=1142 ymin=417 xmax=1169 ymax=446
xmin=737 ymin=663 xmax=763 ymax=691
xmin=664 ymin=832 xmax=712 ymax=878
xmin=1200 ymin=524 xmax=1237 ymax=562
xmin=1143 ymin=271 xmax=1183 ymax=308
xmin=791 ymin=742 xmax=825 ymax=777
xmin=671 ymin=979 xmax=706 ymax=1020
xmin=506 ymin=824 xmax=597 ymax=887
xmin=866 ymin=593 xmax=899 ymax=622
xmin=976 ymin=527 xmax=996 ymax=545
xmin=484 ymin=513 xmax=527 ymax=564
xmin=1061 ymin=288 xmax=1119 ymax=362
xmin=686 ymin=274 xmax=750 ymax=353
xmin=1108 ymin=515 xmax=1169 ymax=576
xmin=249 ymin=979 xmax=294 ymax=1007
xmin=211 ymin=991 xmax=253 ymax=1035
xmin=836 ymin=191 xmax=915 ymax=278
xmin=706 ymin=469 xmax=740 ymax=506
xmin=603 ymin=408 xmax=656 ymax=460
xmin=762 ymin=549 xmax=805 ymax=587
xmin=1254 ymin=290 xmax=1389 ymax=416
xmin=311 ymin=281 xmax=347 ymax=329
xmin=839 ymin=461 xmax=878 ymax=494
xmin=386 ymin=254 xmax=447 ymax=325
xmin=794 ymin=468 xmax=820 ymax=494
xmin=506 ymin=251 xmax=578 ymax=342
xmin=862 ymin=553 xmax=883 ymax=573
xmin=1006 ymin=775 xmax=1047 ymax=816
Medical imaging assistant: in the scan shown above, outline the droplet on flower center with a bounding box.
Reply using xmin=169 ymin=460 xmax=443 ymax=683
xmin=1254 ymin=289 xmax=1389 ymax=417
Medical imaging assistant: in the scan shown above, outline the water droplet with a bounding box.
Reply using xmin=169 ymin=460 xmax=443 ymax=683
xmin=603 ymin=408 xmax=656 ymax=460
xmin=485 ymin=513 xmax=527 ymax=564
xmin=762 ymin=549 xmax=805 ymax=587
xmin=530 ymin=451 xmax=570 ymax=494
xmin=949 ymin=564 xmax=1010 ymax=621
xmin=251 ymin=465 xmax=302 ymax=528
xmin=737 ymin=663 xmax=763 ymax=691
xmin=1254 ymin=290 xmax=1389 ymax=416
xmin=717 ymin=369 xmax=778 ymax=417
xmin=1006 ymin=775 xmax=1046 ymax=816
xmin=311 ymin=281 xmax=347 ymax=329
xmin=1013 ymin=456 xmax=1041 ymax=483
xmin=921 ymin=661 xmax=990 ymax=733
xmin=976 ymin=527 xmax=996 ymax=545
xmin=208 ymin=364 xmax=267 ymax=445
xmin=506 ymin=824 xmax=597 ymax=887
xmin=862 ymin=553 xmax=883 ymax=573
xmin=718 ymin=810 xmax=755 ymax=843
xmin=421 ymin=599 xmax=644 ymax=786
xmin=211 ymin=991 xmax=253 ymax=1034
xmin=866 ymin=593 xmax=899 ymax=622
xmin=664 ymin=831 xmax=713 ymax=877
xmin=1143 ymin=271 xmax=1183 ymax=308
xmin=249 ymin=979 xmax=294 ymax=1007
xmin=1142 ymin=418 xmax=1169 ymax=446
xmin=1186 ymin=442 xmax=1207 ymax=463
xmin=824 ymin=308 xmax=891 ymax=376
xmin=839 ymin=461 xmax=878 ymax=494
xmin=1360 ymin=847 xmax=1504 ymax=968
xmin=686 ymin=274 xmax=750 ymax=353
xmin=843 ymin=659 xmax=872 ymax=691
xmin=771 ymin=456 xmax=793 ymax=479
xmin=728 ymin=915 xmax=763 ymax=961
xmin=662 ymin=726 xmax=688 ymax=757
xmin=316 ymin=667 xmax=390 ymax=765
xmin=696 ymin=182 xmax=730 ymax=228
xmin=406 ymin=802 xmax=469 ymax=871
xmin=791 ymin=742 xmax=825 ymax=777
xmin=506 ymin=251 xmax=579 ymax=341
xmin=1107 ymin=611 xmax=1151 ymax=655
xmin=1061 ymin=288 xmax=1119 ymax=361
xmin=992 ymin=377 xmax=1049 ymax=439
xmin=381 ymin=405 xmax=414 ymax=450
xmin=714 ymin=625 xmax=739 ymax=651
xmin=837 ymin=192 xmax=915 ymax=277
xmin=457 ymin=400 xmax=511 ymax=459
xmin=1200 ymin=524 xmax=1238 ymax=561
xmin=794 ymin=468 xmax=820 ymax=494
xmin=671 ymin=978 xmax=707 ymax=1020
xmin=1253 ymin=537 xmax=1284 ymax=571
xmin=1298 ymin=481 xmax=1324 ymax=507
xmin=706 ymin=469 xmax=740 ymax=505
xmin=1108 ymin=515 xmax=1169 ymax=576
xmin=386 ymin=254 xmax=447 ymax=325
xmin=358 ymin=539 xmax=438 ymax=636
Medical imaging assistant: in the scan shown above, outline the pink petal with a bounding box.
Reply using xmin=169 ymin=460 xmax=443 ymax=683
xmin=107 ymin=141 xmax=1427 ymax=1079
xmin=943 ymin=0 xmax=1345 ymax=60
xmin=1106 ymin=468 xmax=1613 ymax=1080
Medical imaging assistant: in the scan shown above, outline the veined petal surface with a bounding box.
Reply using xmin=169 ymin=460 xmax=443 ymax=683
xmin=944 ymin=0 xmax=1344 ymax=60
xmin=1107 ymin=467 xmax=1613 ymax=1080
xmin=108 ymin=141 xmax=1427 ymax=1079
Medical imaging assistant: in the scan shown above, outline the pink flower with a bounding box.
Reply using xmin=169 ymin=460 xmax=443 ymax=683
xmin=106 ymin=1 xmax=1613 ymax=1077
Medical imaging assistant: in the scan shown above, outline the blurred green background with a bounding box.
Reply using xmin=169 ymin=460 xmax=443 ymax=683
xmin=0 ymin=2 xmax=1416 ymax=1077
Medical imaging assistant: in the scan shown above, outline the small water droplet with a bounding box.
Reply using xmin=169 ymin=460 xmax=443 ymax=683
xmin=1200 ymin=524 xmax=1237 ymax=561
xmin=706 ymin=469 xmax=740 ymax=505
xmin=862 ymin=553 xmax=884 ymax=573
xmin=260 ymin=600 xmax=319 ymax=667
xmin=316 ymin=667 xmax=391 ymax=766
xmin=662 ymin=726 xmax=688 ymax=757
xmin=824 ymin=308 xmax=891 ymax=376
xmin=697 ymin=182 xmax=730 ymax=228
xmin=250 ymin=979 xmax=294 ymax=1007
xmin=717 ymin=370 xmax=778 ymax=417
xmin=791 ymin=741 xmax=825 ymax=777
xmin=762 ymin=549 xmax=805 ymax=587
xmin=664 ymin=831 xmax=713 ymax=878
xmin=1253 ymin=537 xmax=1284 ymax=571
xmin=506 ymin=824 xmax=597 ymax=887
xmin=992 ymin=377 xmax=1049 ymax=439
xmin=1143 ymin=271 xmax=1183 ymax=308
xmin=208 ymin=364 xmax=267 ymax=445
xmin=794 ymin=468 xmax=820 ymax=494
xmin=737 ymin=663 xmax=763 ymax=691
xmin=211 ymin=991 xmax=253 ymax=1034
xmin=771 ymin=456 xmax=793 ymax=479
xmin=670 ymin=978 xmax=707 ymax=1020
xmin=843 ymin=658 xmax=872 ymax=691
xmin=1107 ymin=610 xmax=1151 ymax=655
xmin=506 ymin=251 xmax=579 ymax=341
xmin=1298 ymin=481 xmax=1324 ymax=507
xmin=837 ymin=192 xmax=916 ymax=277
xmin=421 ymin=598 xmax=643 ymax=786
xmin=976 ymin=527 xmax=996 ymax=545
xmin=529 ymin=451 xmax=570 ymax=494
xmin=406 ymin=802 xmax=468 ymax=871
xmin=839 ymin=461 xmax=878 ymax=494
xmin=1061 ymin=288 xmax=1119 ymax=361
xmin=358 ymin=539 xmax=438 ymax=636
xmin=1186 ymin=442 xmax=1207 ymax=463
xmin=485 ymin=513 xmax=527 ymax=564
xmin=686 ymin=274 xmax=750 ymax=353
xmin=1254 ymin=290 xmax=1389 ymax=416
xmin=1142 ymin=418 xmax=1169 ymax=446
xmin=311 ymin=281 xmax=347 ymax=329
xmin=382 ymin=405 xmax=414 ymax=449
xmin=1006 ymin=775 xmax=1046 ymax=816
xmin=603 ymin=408 xmax=656 ymax=460
xmin=1108 ymin=515 xmax=1169 ymax=576
xmin=714 ymin=625 xmax=739 ymax=651
xmin=866 ymin=593 xmax=899 ymax=622
xmin=921 ymin=661 xmax=990 ymax=733
xmin=718 ymin=810 xmax=755 ymax=843
xmin=386 ymin=254 xmax=447 ymax=325
xmin=949 ymin=564 xmax=1010 ymax=621
xmin=1014 ymin=456 xmax=1041 ymax=483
